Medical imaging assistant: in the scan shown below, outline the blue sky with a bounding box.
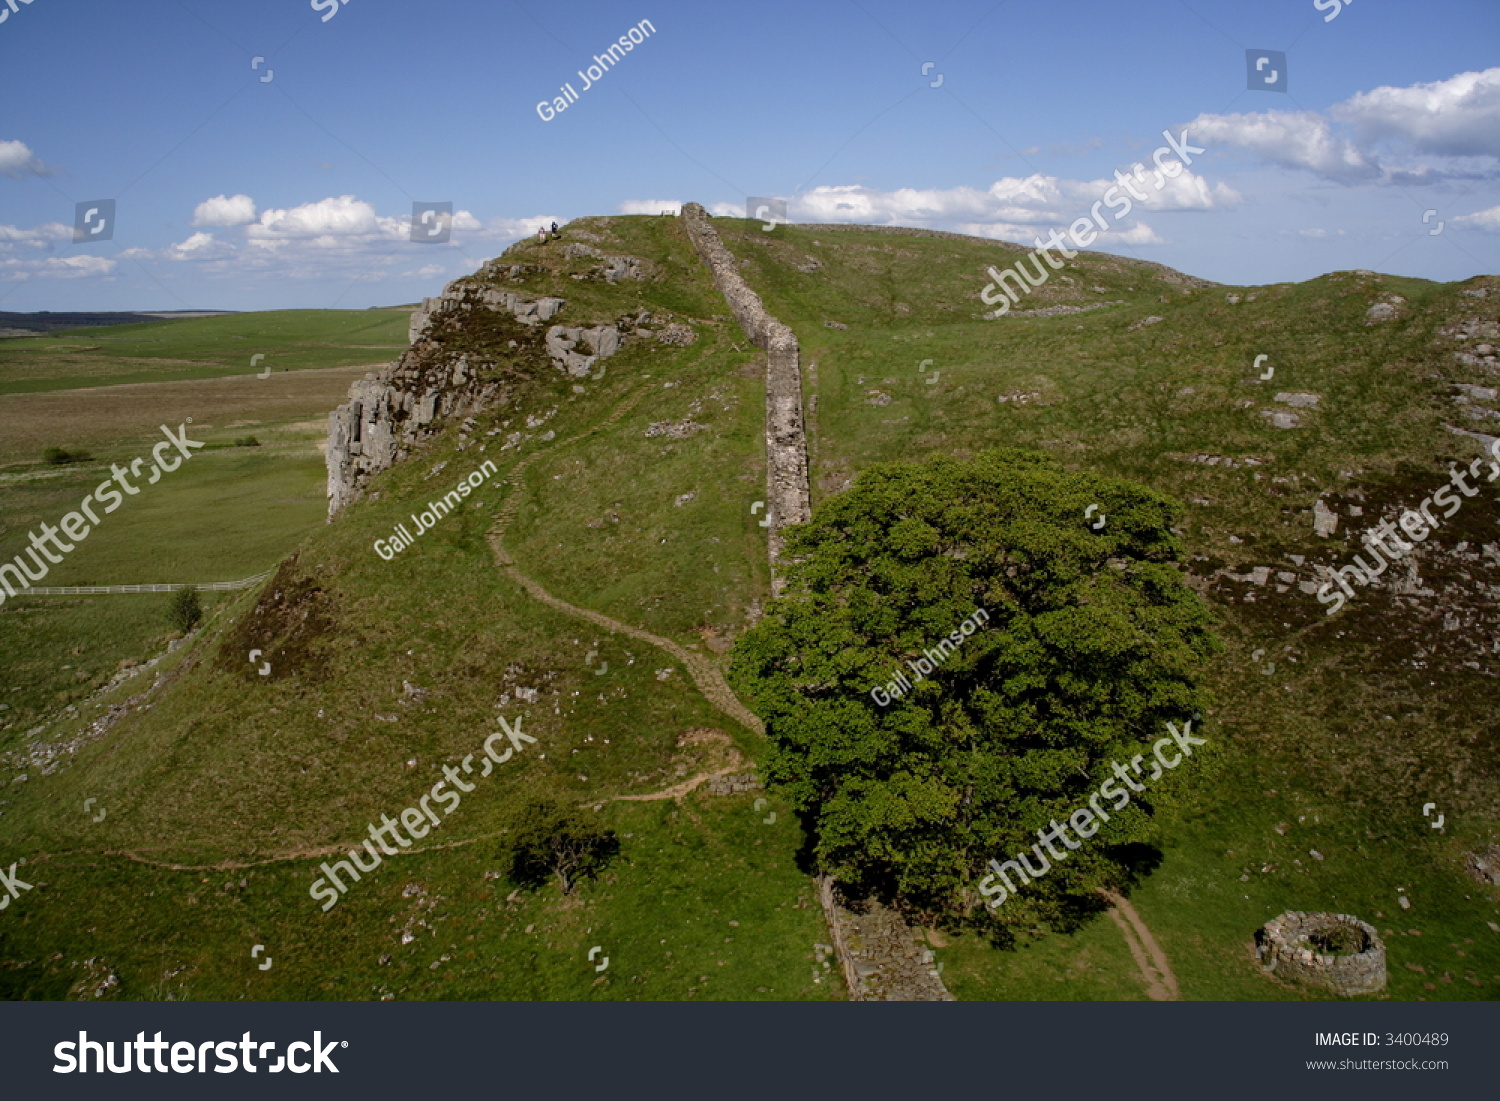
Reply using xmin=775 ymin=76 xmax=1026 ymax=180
xmin=2 ymin=0 xmax=1497 ymax=311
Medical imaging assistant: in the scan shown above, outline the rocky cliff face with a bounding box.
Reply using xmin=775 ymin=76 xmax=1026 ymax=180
xmin=325 ymin=251 xmax=652 ymax=519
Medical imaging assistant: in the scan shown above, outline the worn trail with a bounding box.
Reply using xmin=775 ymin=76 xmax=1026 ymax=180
xmin=486 ymin=352 xmax=764 ymax=738
xmin=1100 ymin=888 xmax=1180 ymax=1001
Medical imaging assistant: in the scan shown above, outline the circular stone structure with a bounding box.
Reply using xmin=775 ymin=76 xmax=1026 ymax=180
xmin=1256 ymin=911 xmax=1386 ymax=995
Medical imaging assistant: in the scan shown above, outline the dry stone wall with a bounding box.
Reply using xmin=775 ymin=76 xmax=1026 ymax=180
xmin=1257 ymin=911 xmax=1387 ymax=995
xmin=680 ymin=203 xmax=811 ymax=593
xmin=684 ymin=205 xmax=954 ymax=1002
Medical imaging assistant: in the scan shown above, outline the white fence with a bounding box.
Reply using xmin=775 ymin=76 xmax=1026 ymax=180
xmin=15 ymin=570 xmax=273 ymax=596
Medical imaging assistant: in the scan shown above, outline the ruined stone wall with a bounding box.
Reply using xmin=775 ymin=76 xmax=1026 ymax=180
xmin=1257 ymin=911 xmax=1387 ymax=996
xmin=680 ymin=203 xmax=810 ymax=592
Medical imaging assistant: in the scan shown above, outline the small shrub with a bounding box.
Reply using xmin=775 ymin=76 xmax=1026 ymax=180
xmin=42 ymin=447 xmax=91 ymax=465
xmin=167 ymin=586 xmax=202 ymax=635
xmin=233 ymin=436 xmax=261 ymax=448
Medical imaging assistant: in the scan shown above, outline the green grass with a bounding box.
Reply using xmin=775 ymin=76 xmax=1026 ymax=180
xmin=0 ymin=215 xmax=824 ymax=999
xmin=707 ymin=218 xmax=1500 ymax=1000
xmin=3 ymin=214 xmax=1497 ymax=1001
xmin=1 ymin=790 xmax=834 ymax=1001
xmin=0 ymin=309 xmax=409 ymax=395
xmin=0 ymin=420 xmax=330 ymax=743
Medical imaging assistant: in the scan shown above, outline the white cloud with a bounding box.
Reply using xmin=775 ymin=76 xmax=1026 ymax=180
xmin=1455 ymin=204 xmax=1500 ymax=231
xmin=474 ymin=214 xmax=557 ymax=240
xmin=0 ymin=221 xmax=113 ymax=280
xmin=1333 ymin=67 xmax=1500 ymax=158
xmin=699 ymin=168 xmax=1234 ymax=247
xmin=192 ymin=193 xmax=258 ymax=227
xmin=247 ymin=195 xmax=381 ymax=240
xmin=1187 ymin=109 xmax=1379 ymax=183
xmin=0 ymin=140 xmax=52 ymax=179
xmin=0 ymin=222 xmax=70 ymax=247
xmin=61 ymin=194 xmax=560 ymax=284
xmin=167 ymin=231 xmax=237 ymax=261
xmin=0 ymin=254 xmax=116 ymax=281
xmin=1107 ymin=222 xmax=1166 ymax=245
xmin=618 ymin=199 xmax=682 ymax=215
xmin=1188 ymin=68 xmax=1500 ymax=185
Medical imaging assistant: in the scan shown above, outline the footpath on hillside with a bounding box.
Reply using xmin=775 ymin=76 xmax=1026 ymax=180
xmin=483 ymin=344 xmax=763 ymax=739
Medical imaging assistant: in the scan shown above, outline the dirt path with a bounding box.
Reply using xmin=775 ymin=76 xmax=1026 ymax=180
xmin=31 ymin=830 xmax=506 ymax=874
xmin=607 ymin=768 xmax=739 ymax=803
xmin=1099 ymin=888 xmax=1180 ymax=1001
xmin=485 ymin=362 xmax=764 ymax=737
xmin=495 ymin=563 xmax=762 ymax=735
xmin=35 ymin=766 xmax=761 ymax=874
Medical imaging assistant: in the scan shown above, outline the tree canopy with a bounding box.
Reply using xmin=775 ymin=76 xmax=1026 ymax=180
xmin=729 ymin=450 xmax=1219 ymax=932
xmin=500 ymin=795 xmax=620 ymax=895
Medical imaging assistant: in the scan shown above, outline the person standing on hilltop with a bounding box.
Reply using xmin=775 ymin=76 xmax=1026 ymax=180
xmin=550 ymin=221 xmax=561 ymax=240
xmin=536 ymin=226 xmax=547 ymax=245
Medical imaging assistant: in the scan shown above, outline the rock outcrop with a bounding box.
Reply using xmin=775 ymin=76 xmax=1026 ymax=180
xmin=560 ymin=241 xmax=650 ymax=283
xmin=327 ymin=262 xmax=634 ymax=519
xmin=545 ymin=324 xmax=622 ymax=377
xmin=407 ymin=286 xmax=565 ymax=344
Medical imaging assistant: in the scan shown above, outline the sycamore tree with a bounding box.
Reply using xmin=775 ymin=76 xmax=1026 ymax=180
xmin=728 ymin=450 xmax=1219 ymax=933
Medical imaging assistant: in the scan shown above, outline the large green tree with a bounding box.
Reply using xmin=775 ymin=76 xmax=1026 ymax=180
xmin=729 ymin=450 xmax=1219 ymax=932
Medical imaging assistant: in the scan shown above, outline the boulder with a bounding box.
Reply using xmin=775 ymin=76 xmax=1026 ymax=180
xmin=1313 ymin=498 xmax=1338 ymax=537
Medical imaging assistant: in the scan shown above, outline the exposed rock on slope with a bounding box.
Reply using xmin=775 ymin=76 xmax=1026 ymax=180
xmin=407 ymin=285 xmax=564 ymax=344
xmin=326 ymin=257 xmax=644 ymax=519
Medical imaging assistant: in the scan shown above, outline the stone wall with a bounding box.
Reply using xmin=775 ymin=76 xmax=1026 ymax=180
xmin=684 ymin=206 xmax=954 ymax=1002
xmin=816 ymin=876 xmax=954 ymax=1001
xmin=680 ymin=203 xmax=811 ymax=593
xmin=1257 ymin=911 xmax=1387 ymax=995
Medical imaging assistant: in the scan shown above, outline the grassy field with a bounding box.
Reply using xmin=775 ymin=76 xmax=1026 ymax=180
xmin=0 ymin=417 xmax=330 ymax=737
xmin=0 ymin=363 xmax=370 ymax=468
xmin=1 ymin=216 xmax=1496 ymax=1001
xmin=0 ymin=309 xmax=408 ymax=395
xmin=710 ymin=217 xmax=1500 ymax=1000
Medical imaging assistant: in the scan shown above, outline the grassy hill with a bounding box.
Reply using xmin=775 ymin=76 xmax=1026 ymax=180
xmin=1 ymin=214 xmax=1496 ymax=1002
